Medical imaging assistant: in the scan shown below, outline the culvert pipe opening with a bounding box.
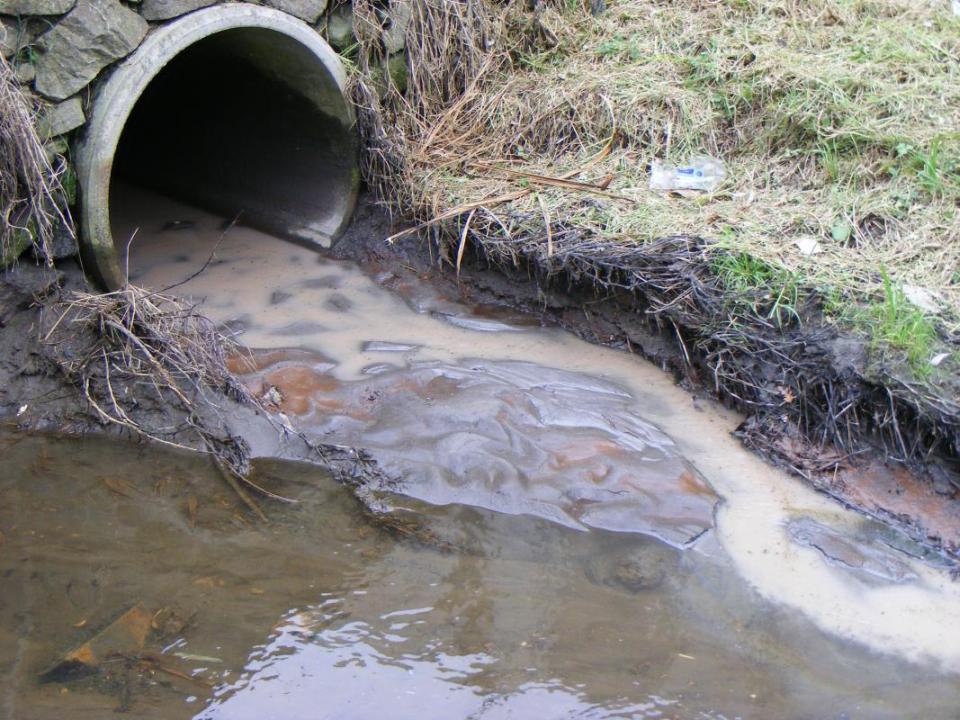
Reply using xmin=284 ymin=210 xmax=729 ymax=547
xmin=76 ymin=5 xmax=358 ymax=290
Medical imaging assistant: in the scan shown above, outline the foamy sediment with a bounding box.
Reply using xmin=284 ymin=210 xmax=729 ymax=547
xmin=121 ymin=188 xmax=960 ymax=675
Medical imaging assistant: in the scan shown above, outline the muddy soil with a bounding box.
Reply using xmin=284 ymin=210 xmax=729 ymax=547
xmin=0 ymin=256 xmax=382 ymax=495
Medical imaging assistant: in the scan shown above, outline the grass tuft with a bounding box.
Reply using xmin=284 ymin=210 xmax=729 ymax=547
xmin=711 ymin=251 xmax=802 ymax=328
xmin=0 ymin=53 xmax=72 ymax=266
xmin=865 ymin=268 xmax=939 ymax=377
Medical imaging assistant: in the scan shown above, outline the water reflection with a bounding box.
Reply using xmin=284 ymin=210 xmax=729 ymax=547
xmin=1 ymin=434 xmax=958 ymax=719
xmin=202 ymin=611 xmax=674 ymax=720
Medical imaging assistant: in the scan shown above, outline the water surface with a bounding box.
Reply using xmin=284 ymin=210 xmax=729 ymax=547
xmin=2 ymin=433 xmax=957 ymax=719
xmin=3 ymin=189 xmax=952 ymax=717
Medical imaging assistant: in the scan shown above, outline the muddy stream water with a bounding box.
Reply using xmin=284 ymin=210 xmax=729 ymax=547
xmin=2 ymin=189 xmax=959 ymax=719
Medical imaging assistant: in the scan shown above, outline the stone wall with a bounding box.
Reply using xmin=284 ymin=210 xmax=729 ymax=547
xmin=0 ymin=0 xmax=408 ymax=260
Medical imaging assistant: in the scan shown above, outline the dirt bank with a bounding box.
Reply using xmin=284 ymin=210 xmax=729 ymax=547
xmin=349 ymin=0 xmax=960 ymax=485
xmin=0 ymin=251 xmax=393 ymax=513
xmin=328 ymin=199 xmax=960 ymax=565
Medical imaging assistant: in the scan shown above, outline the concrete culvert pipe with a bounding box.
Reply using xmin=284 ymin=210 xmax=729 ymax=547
xmin=76 ymin=4 xmax=359 ymax=290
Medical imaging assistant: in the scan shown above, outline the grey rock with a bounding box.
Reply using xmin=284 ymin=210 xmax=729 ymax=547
xmin=32 ymin=219 xmax=78 ymax=262
xmin=264 ymin=0 xmax=327 ymax=23
xmin=583 ymin=540 xmax=679 ymax=594
xmin=34 ymin=0 xmax=148 ymax=100
xmin=324 ymin=3 xmax=353 ymax=50
xmin=0 ymin=0 xmax=75 ymax=14
xmin=1 ymin=226 xmax=34 ymax=268
xmin=1 ymin=18 xmax=37 ymax=58
xmin=43 ymin=136 xmax=69 ymax=165
xmin=14 ymin=61 xmax=36 ymax=83
xmin=140 ymin=0 xmax=215 ymax=21
xmin=37 ymin=96 xmax=84 ymax=137
xmin=382 ymin=0 xmax=411 ymax=54
xmin=0 ymin=21 xmax=12 ymax=57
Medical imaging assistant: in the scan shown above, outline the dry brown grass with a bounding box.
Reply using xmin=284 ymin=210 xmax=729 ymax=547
xmin=351 ymin=0 xmax=506 ymax=211
xmin=353 ymin=0 xmax=960 ymax=351
xmin=43 ymin=285 xmax=280 ymax=519
xmin=0 ymin=53 xmax=71 ymax=265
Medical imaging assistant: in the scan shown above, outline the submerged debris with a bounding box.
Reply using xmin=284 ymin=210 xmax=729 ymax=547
xmin=787 ymin=517 xmax=919 ymax=585
xmin=40 ymin=603 xmax=152 ymax=682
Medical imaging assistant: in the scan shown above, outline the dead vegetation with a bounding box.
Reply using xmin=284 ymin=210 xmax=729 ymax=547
xmin=350 ymin=0 xmax=960 ymax=464
xmin=355 ymin=0 xmax=960 ymax=330
xmin=0 ymin=53 xmax=71 ymax=266
xmin=351 ymin=0 xmax=504 ymax=208
xmin=40 ymin=284 xmax=283 ymax=518
xmin=38 ymin=284 xmax=404 ymax=521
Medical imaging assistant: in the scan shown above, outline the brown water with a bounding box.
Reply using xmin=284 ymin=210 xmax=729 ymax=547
xmin=2 ymin=432 xmax=957 ymax=720
xmin=1 ymin=187 xmax=958 ymax=718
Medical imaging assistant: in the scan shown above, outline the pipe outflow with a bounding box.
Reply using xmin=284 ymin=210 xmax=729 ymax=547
xmin=76 ymin=4 xmax=358 ymax=289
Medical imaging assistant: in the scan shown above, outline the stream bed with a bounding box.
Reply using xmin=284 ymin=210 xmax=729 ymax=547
xmin=1 ymin=189 xmax=959 ymax=718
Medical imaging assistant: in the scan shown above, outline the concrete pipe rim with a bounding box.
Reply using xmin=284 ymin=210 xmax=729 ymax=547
xmin=75 ymin=3 xmax=359 ymax=291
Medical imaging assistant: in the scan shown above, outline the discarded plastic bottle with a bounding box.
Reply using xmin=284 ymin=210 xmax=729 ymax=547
xmin=649 ymin=155 xmax=726 ymax=192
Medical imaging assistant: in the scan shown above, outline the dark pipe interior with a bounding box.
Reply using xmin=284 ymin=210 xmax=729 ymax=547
xmin=112 ymin=28 xmax=354 ymax=245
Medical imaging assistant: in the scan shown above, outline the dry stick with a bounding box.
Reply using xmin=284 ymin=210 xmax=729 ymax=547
xmin=101 ymin=318 xmax=191 ymax=407
xmin=536 ymin=193 xmax=554 ymax=257
xmin=88 ymin=354 xmax=201 ymax=453
xmin=201 ymin=424 xmax=297 ymax=507
xmin=138 ymin=654 xmax=212 ymax=689
xmin=387 ymin=188 xmax=528 ymax=244
xmin=672 ymin=321 xmax=691 ymax=367
xmin=455 ymin=208 xmax=477 ymax=277
xmin=386 ymin=134 xmax=616 ymax=244
xmin=122 ymin=228 xmax=140 ymax=286
xmin=486 ymin=167 xmax=635 ymax=202
xmin=158 ymin=211 xmax=243 ymax=296
xmin=222 ymin=457 xmax=298 ymax=504
xmin=886 ymin=387 xmax=909 ymax=460
xmin=209 ymin=451 xmax=268 ymax=523
xmin=84 ymin=377 xmax=142 ymax=436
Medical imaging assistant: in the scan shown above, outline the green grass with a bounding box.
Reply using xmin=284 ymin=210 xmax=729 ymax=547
xmin=387 ymin=0 xmax=960 ymax=379
xmin=711 ymin=251 xmax=802 ymax=328
xmin=863 ymin=268 xmax=939 ymax=377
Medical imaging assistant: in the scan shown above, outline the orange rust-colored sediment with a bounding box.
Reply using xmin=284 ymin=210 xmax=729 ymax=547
xmin=835 ymin=462 xmax=960 ymax=551
xmin=263 ymin=366 xmax=341 ymax=416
